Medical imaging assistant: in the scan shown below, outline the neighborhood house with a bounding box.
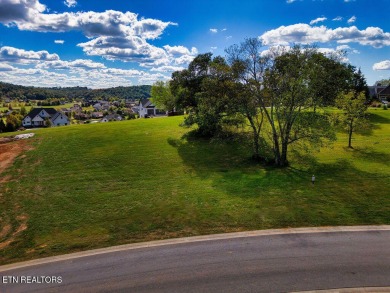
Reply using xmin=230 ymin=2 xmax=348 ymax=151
xmin=134 ymin=99 xmax=166 ymax=118
xmin=22 ymin=108 xmax=69 ymax=128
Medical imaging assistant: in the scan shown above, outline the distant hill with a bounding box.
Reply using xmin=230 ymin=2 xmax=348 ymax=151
xmin=0 ymin=82 xmax=151 ymax=101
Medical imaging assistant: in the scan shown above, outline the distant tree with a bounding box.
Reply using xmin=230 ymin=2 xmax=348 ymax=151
xmin=0 ymin=119 xmax=5 ymax=133
xmin=151 ymin=81 xmax=177 ymax=113
xmin=5 ymin=113 xmax=23 ymax=132
xmin=349 ymin=68 xmax=370 ymax=101
xmin=375 ymin=78 xmax=390 ymax=86
xmin=335 ymin=91 xmax=369 ymax=148
xmin=20 ymin=106 xmax=27 ymax=116
xmin=44 ymin=117 xmax=52 ymax=128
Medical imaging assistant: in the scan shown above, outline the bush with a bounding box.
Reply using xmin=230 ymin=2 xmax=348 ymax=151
xmin=127 ymin=113 xmax=137 ymax=120
xmin=383 ymin=104 xmax=388 ymax=110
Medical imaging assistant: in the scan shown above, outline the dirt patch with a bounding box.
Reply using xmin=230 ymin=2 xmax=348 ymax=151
xmin=0 ymin=140 xmax=33 ymax=181
xmin=0 ymin=223 xmax=11 ymax=239
xmin=0 ymin=214 xmax=28 ymax=250
xmin=0 ymin=140 xmax=33 ymax=249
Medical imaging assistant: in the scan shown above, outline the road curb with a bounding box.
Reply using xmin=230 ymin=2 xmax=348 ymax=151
xmin=292 ymin=287 xmax=390 ymax=292
xmin=1 ymin=225 xmax=389 ymax=272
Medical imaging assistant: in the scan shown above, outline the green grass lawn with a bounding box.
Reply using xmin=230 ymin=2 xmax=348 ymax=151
xmin=0 ymin=109 xmax=389 ymax=264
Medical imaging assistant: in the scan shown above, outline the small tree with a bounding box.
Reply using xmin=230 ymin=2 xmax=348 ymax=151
xmin=44 ymin=117 xmax=52 ymax=127
xmin=20 ymin=106 xmax=27 ymax=116
xmin=151 ymin=81 xmax=177 ymax=113
xmin=0 ymin=119 xmax=5 ymax=133
xmin=335 ymin=91 xmax=368 ymax=148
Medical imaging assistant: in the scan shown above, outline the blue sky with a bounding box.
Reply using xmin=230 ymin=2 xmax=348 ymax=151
xmin=0 ymin=0 xmax=389 ymax=88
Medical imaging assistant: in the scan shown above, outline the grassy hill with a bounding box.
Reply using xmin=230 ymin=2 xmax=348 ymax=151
xmin=1 ymin=110 xmax=389 ymax=264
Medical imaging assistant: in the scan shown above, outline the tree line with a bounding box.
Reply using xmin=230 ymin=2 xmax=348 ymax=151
xmin=151 ymin=39 xmax=370 ymax=167
xmin=0 ymin=82 xmax=151 ymax=101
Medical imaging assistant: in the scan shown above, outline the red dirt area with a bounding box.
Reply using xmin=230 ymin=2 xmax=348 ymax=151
xmin=0 ymin=139 xmax=32 ymax=249
xmin=0 ymin=139 xmax=32 ymax=180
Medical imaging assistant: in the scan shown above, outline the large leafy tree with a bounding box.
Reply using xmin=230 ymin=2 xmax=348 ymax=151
xmin=225 ymin=38 xmax=271 ymax=160
xmin=263 ymin=45 xmax=337 ymax=166
xmin=308 ymin=52 xmax=355 ymax=108
xmin=335 ymin=91 xmax=369 ymax=148
xmin=171 ymin=54 xmax=237 ymax=137
xmin=227 ymin=41 xmax=340 ymax=166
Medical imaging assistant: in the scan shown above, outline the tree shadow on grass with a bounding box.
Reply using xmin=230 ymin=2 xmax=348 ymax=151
xmin=167 ymin=135 xmax=390 ymax=225
xmin=367 ymin=112 xmax=390 ymax=124
xmin=168 ymin=135 xmax=385 ymax=195
xmin=350 ymin=147 xmax=390 ymax=166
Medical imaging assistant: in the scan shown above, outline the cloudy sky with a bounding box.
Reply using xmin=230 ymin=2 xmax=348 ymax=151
xmin=0 ymin=0 xmax=389 ymax=88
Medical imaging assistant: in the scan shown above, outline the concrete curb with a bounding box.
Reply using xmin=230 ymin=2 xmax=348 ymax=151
xmin=1 ymin=225 xmax=389 ymax=272
xmin=292 ymin=287 xmax=390 ymax=292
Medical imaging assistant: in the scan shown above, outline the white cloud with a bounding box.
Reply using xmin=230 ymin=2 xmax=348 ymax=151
xmin=163 ymin=45 xmax=197 ymax=56
xmin=336 ymin=44 xmax=360 ymax=54
xmin=347 ymin=16 xmax=357 ymax=24
xmin=333 ymin=16 xmax=343 ymax=21
xmin=0 ymin=61 xmax=172 ymax=88
xmin=373 ymin=60 xmax=390 ymax=70
xmin=0 ymin=46 xmax=59 ymax=63
xmin=77 ymin=36 xmax=169 ymax=65
xmin=64 ymin=0 xmax=77 ymax=8
xmin=37 ymin=59 xmax=106 ymax=70
xmin=54 ymin=40 xmax=64 ymax=44
xmin=0 ymin=0 xmax=187 ymax=67
xmin=344 ymin=0 xmax=356 ymax=2
xmin=0 ymin=63 xmax=15 ymax=71
xmin=286 ymin=0 xmax=299 ymax=3
xmin=150 ymin=65 xmax=185 ymax=72
xmin=260 ymin=24 xmax=390 ymax=48
xmin=210 ymin=28 xmax=218 ymax=33
xmin=310 ymin=17 xmax=327 ymax=25
xmin=0 ymin=4 xmax=176 ymax=41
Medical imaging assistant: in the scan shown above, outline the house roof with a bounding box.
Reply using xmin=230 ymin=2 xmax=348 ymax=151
xmin=103 ymin=114 xmax=123 ymax=120
xmin=51 ymin=112 xmax=68 ymax=121
xmin=140 ymin=98 xmax=155 ymax=108
xmin=378 ymin=85 xmax=390 ymax=96
xmin=26 ymin=108 xmax=57 ymax=119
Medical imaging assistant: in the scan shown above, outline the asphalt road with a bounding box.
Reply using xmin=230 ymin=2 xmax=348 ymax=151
xmin=0 ymin=230 xmax=389 ymax=293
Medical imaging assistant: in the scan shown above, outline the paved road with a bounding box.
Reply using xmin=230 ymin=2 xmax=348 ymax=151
xmin=0 ymin=229 xmax=389 ymax=293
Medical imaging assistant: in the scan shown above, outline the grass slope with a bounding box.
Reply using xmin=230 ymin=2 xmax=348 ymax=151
xmin=1 ymin=110 xmax=389 ymax=264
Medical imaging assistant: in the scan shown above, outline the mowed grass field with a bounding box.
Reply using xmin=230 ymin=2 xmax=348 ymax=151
xmin=1 ymin=109 xmax=389 ymax=264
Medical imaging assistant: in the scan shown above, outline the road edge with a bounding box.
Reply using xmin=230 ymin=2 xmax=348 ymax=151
xmin=1 ymin=225 xmax=389 ymax=272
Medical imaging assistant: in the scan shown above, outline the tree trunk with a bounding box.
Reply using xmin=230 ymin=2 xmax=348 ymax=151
xmin=279 ymin=140 xmax=289 ymax=167
xmin=273 ymin=133 xmax=281 ymax=166
xmin=348 ymin=120 xmax=353 ymax=148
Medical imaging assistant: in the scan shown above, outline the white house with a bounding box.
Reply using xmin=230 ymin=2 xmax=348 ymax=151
xmin=137 ymin=99 xmax=166 ymax=118
xmin=100 ymin=114 xmax=123 ymax=123
xmin=51 ymin=112 xmax=70 ymax=126
xmin=22 ymin=108 xmax=69 ymax=128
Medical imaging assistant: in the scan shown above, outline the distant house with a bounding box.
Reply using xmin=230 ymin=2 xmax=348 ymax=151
xmin=93 ymin=103 xmax=102 ymax=111
xmin=91 ymin=112 xmax=104 ymax=118
xmin=136 ymin=98 xmax=166 ymax=118
xmin=377 ymin=85 xmax=390 ymax=102
xmin=22 ymin=108 xmax=69 ymax=128
xmin=369 ymin=84 xmax=388 ymax=100
xmin=100 ymin=114 xmax=123 ymax=122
